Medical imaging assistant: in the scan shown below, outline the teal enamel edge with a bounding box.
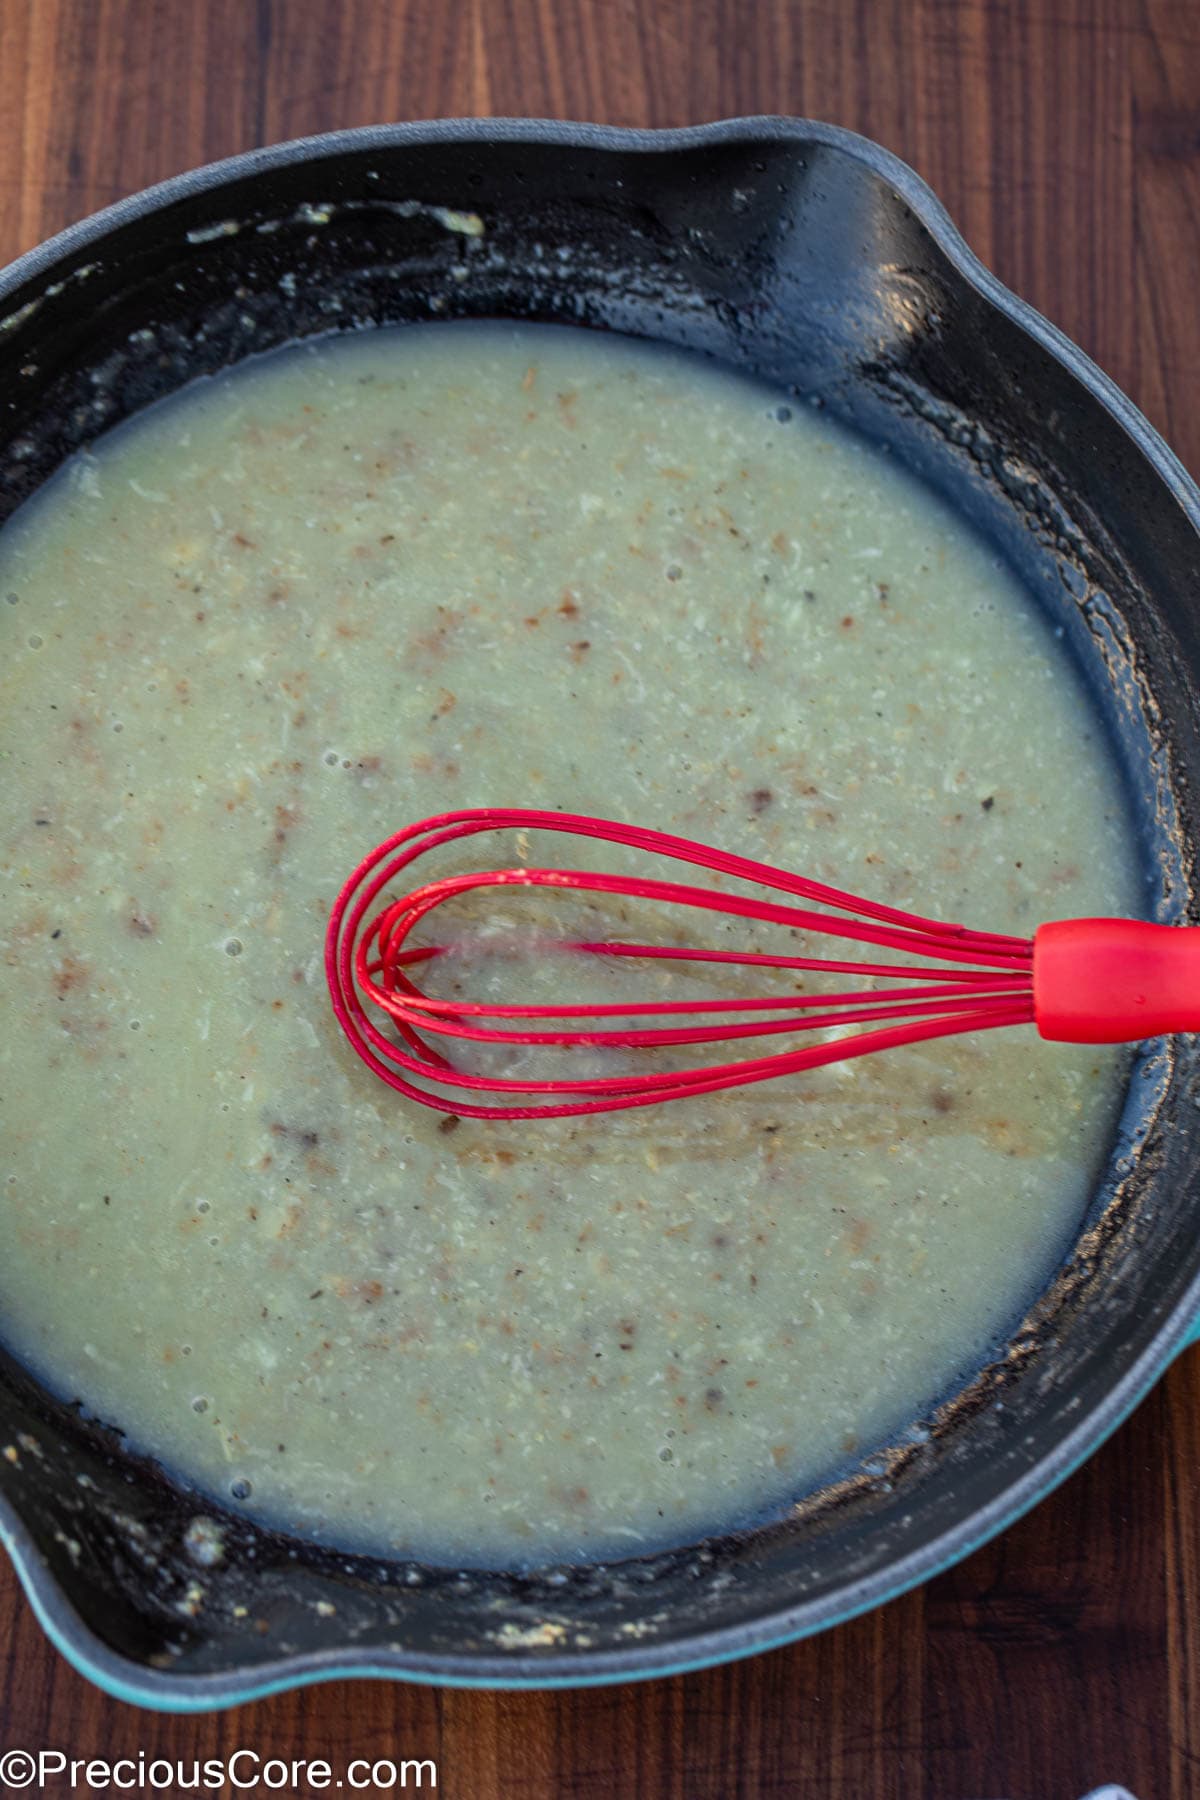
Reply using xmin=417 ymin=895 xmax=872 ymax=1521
xmin=3 ymin=1306 xmax=1195 ymax=1714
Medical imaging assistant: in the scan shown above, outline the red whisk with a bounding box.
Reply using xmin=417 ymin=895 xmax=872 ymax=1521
xmin=324 ymin=807 xmax=1200 ymax=1120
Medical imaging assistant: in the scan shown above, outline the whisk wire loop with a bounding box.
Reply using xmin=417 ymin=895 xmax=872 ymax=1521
xmin=325 ymin=809 xmax=1037 ymax=1119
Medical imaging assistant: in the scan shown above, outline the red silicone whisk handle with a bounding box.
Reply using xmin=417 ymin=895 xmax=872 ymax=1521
xmin=1033 ymin=917 xmax=1200 ymax=1043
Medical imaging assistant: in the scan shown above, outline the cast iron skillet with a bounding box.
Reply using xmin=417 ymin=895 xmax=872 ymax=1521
xmin=2 ymin=117 xmax=1200 ymax=1710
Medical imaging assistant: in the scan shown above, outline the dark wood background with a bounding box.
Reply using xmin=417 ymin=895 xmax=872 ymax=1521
xmin=1 ymin=1 xmax=1198 ymax=1794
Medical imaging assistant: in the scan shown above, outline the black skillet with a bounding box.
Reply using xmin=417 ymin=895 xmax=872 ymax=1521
xmin=2 ymin=117 xmax=1199 ymax=1707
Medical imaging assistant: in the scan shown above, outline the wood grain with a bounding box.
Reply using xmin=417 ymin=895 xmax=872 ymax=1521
xmin=2 ymin=0 xmax=1200 ymax=1793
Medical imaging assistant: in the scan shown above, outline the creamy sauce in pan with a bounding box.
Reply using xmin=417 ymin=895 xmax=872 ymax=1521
xmin=0 ymin=322 xmax=1139 ymax=1563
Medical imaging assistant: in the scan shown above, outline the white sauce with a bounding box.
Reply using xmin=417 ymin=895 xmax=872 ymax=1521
xmin=0 ymin=322 xmax=1139 ymax=1564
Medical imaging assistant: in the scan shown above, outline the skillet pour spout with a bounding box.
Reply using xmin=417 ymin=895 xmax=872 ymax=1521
xmin=2 ymin=117 xmax=1200 ymax=1708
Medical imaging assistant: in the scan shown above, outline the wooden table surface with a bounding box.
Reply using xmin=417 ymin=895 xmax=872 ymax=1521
xmin=2 ymin=1 xmax=1199 ymax=1795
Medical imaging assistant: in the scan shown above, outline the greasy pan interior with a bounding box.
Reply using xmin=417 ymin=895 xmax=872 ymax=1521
xmin=3 ymin=118 xmax=1200 ymax=1708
